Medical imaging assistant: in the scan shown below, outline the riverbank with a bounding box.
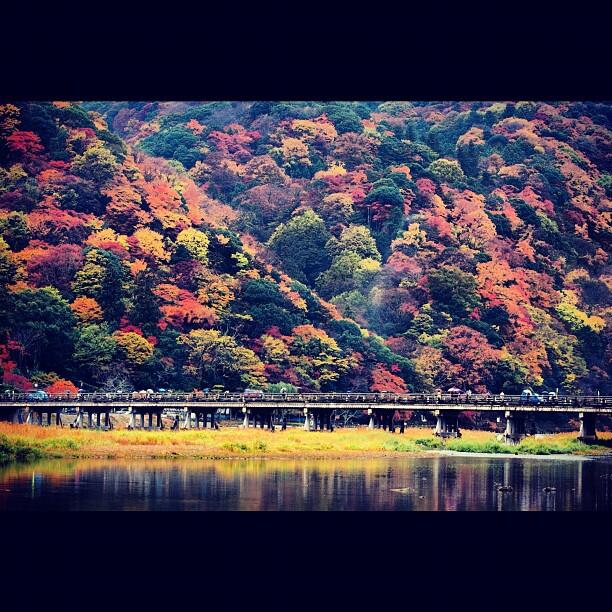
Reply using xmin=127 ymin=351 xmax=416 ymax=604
xmin=1 ymin=423 xmax=611 ymax=463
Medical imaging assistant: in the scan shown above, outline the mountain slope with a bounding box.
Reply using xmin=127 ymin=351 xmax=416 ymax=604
xmin=1 ymin=101 xmax=610 ymax=395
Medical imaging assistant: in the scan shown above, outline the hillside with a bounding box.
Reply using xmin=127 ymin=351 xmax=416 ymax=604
xmin=0 ymin=101 xmax=610 ymax=395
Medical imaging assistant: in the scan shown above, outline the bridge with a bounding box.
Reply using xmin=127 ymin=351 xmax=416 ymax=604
xmin=1 ymin=391 xmax=611 ymax=444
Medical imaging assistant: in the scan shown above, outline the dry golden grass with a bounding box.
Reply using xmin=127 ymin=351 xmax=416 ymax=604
xmin=2 ymin=422 xmax=611 ymax=461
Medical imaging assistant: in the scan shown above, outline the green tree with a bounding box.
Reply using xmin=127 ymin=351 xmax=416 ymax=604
xmin=267 ymin=209 xmax=331 ymax=285
xmin=316 ymin=252 xmax=379 ymax=300
xmin=326 ymin=105 xmax=363 ymax=134
xmin=71 ymin=143 xmax=118 ymax=183
xmin=364 ymin=178 xmax=404 ymax=208
xmin=12 ymin=287 xmax=76 ymax=373
xmin=73 ymin=323 xmax=117 ymax=380
xmin=0 ymin=237 xmax=16 ymax=332
xmin=325 ymin=224 xmax=381 ymax=261
xmin=427 ymin=158 xmax=466 ymax=184
xmin=427 ymin=266 xmax=480 ymax=319
xmin=0 ymin=212 xmax=29 ymax=250
xmin=178 ymin=329 xmax=266 ymax=389
xmin=72 ymin=248 xmax=128 ymax=321
xmin=457 ymin=142 xmax=481 ymax=177
xmin=128 ymin=270 xmax=161 ymax=335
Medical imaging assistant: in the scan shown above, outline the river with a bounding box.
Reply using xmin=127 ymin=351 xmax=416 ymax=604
xmin=1 ymin=454 xmax=611 ymax=510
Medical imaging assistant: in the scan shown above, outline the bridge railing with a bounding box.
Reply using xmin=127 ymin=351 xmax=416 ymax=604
xmin=2 ymin=391 xmax=611 ymax=407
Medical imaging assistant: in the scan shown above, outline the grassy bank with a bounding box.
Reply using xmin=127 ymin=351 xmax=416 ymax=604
xmin=0 ymin=433 xmax=46 ymax=464
xmin=1 ymin=423 xmax=611 ymax=463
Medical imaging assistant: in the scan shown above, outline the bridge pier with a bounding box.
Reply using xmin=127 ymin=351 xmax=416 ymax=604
xmin=127 ymin=408 xmax=162 ymax=430
xmin=0 ymin=407 xmax=21 ymax=423
xmin=28 ymin=408 xmax=63 ymax=427
xmin=303 ymin=408 xmax=310 ymax=431
xmin=72 ymin=407 xmax=82 ymax=428
xmin=578 ymin=412 xmax=597 ymax=443
xmin=504 ymin=411 xmax=525 ymax=445
xmin=310 ymin=409 xmax=333 ymax=431
xmin=434 ymin=410 xmax=461 ymax=438
xmin=368 ymin=409 xmax=375 ymax=429
xmin=81 ymin=409 xmax=112 ymax=430
xmin=375 ymin=410 xmax=394 ymax=432
xmin=250 ymin=408 xmax=274 ymax=431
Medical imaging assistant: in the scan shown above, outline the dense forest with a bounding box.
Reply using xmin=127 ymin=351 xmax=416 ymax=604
xmin=0 ymin=101 xmax=610 ymax=396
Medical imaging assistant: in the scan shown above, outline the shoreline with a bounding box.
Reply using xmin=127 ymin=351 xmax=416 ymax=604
xmin=2 ymin=423 xmax=611 ymax=464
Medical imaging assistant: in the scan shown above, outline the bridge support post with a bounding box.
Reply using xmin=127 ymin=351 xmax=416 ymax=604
xmin=72 ymin=407 xmax=82 ymax=429
xmin=434 ymin=410 xmax=460 ymax=438
xmin=503 ymin=411 xmax=525 ymax=445
xmin=128 ymin=408 xmax=135 ymax=430
xmin=368 ymin=408 xmax=375 ymax=429
xmin=242 ymin=408 xmax=249 ymax=428
xmin=88 ymin=412 xmax=93 ymax=428
xmin=304 ymin=408 xmax=310 ymax=431
xmin=4 ymin=408 xmax=21 ymax=423
xmin=578 ymin=412 xmax=597 ymax=443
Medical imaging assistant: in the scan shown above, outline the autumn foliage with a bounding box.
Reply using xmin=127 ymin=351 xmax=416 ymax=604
xmin=0 ymin=101 xmax=609 ymax=396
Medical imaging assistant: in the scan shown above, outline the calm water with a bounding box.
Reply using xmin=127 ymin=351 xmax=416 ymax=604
xmin=1 ymin=454 xmax=611 ymax=511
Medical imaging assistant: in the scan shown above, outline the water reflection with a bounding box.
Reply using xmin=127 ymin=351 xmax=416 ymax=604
xmin=1 ymin=455 xmax=611 ymax=511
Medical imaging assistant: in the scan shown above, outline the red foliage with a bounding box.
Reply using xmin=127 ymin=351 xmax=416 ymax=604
xmin=369 ymin=364 xmax=407 ymax=393
xmin=25 ymin=243 xmax=84 ymax=292
xmin=27 ymin=200 xmax=93 ymax=244
xmin=2 ymin=371 xmax=31 ymax=391
xmin=6 ymin=131 xmax=44 ymax=156
xmin=45 ymin=379 xmax=79 ymax=395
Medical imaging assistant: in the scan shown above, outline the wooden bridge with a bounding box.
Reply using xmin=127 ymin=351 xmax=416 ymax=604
xmin=1 ymin=391 xmax=611 ymax=444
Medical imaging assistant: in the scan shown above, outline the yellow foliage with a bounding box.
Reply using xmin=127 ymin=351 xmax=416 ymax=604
xmin=292 ymin=118 xmax=337 ymax=144
xmin=280 ymin=137 xmax=310 ymax=164
xmin=0 ymin=104 xmax=20 ymax=135
xmin=556 ymin=290 xmax=606 ymax=333
xmin=112 ymin=331 xmax=154 ymax=365
xmin=87 ymin=228 xmax=129 ymax=249
xmin=133 ymin=227 xmax=170 ymax=262
xmin=314 ymin=162 xmax=347 ymax=179
xmin=261 ymin=334 xmax=290 ymax=363
xmin=176 ymin=228 xmax=210 ymax=264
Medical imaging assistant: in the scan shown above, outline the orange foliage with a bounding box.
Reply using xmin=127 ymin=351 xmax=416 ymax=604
xmin=45 ymin=379 xmax=79 ymax=395
xmin=71 ymin=297 xmax=104 ymax=323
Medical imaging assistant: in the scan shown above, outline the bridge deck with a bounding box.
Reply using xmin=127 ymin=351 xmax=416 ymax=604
xmin=1 ymin=392 xmax=611 ymax=414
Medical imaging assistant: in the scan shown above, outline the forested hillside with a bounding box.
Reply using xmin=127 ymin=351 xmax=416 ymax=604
xmin=0 ymin=101 xmax=610 ymax=395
